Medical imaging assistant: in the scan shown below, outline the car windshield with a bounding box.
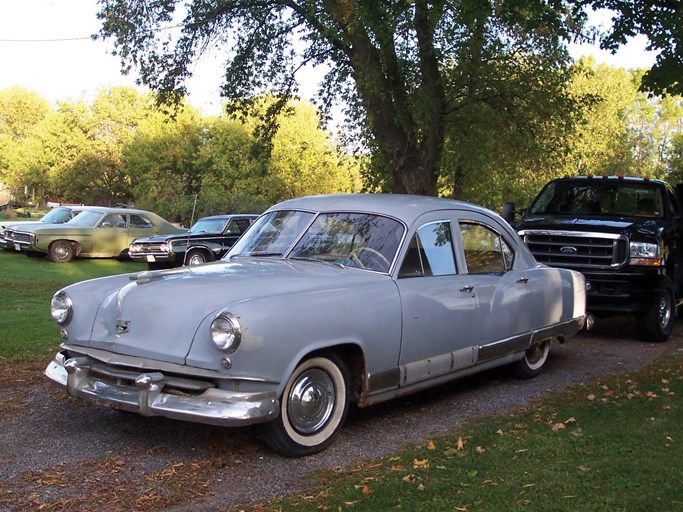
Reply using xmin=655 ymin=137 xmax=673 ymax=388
xmin=529 ymin=181 xmax=665 ymax=218
xmin=289 ymin=212 xmax=404 ymax=273
xmin=190 ymin=218 xmax=228 ymax=234
xmin=228 ymin=210 xmax=315 ymax=257
xmin=41 ymin=207 xmax=73 ymax=224
xmin=66 ymin=210 xmax=105 ymax=227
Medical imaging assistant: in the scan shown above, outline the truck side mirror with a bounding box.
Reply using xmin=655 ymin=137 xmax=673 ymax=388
xmin=501 ymin=202 xmax=516 ymax=223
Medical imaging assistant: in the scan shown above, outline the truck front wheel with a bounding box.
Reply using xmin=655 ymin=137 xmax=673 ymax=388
xmin=638 ymin=283 xmax=675 ymax=342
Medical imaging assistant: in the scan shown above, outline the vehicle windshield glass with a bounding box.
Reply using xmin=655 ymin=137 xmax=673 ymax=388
xmin=529 ymin=181 xmax=665 ymax=218
xmin=227 ymin=210 xmax=315 ymax=257
xmin=66 ymin=210 xmax=104 ymax=227
xmin=289 ymin=212 xmax=404 ymax=273
xmin=41 ymin=207 xmax=72 ymax=224
xmin=190 ymin=218 xmax=228 ymax=234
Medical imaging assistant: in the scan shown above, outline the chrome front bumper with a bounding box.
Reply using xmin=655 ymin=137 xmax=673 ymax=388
xmin=45 ymin=352 xmax=279 ymax=426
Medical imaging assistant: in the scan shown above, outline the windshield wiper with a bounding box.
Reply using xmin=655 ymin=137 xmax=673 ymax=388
xmin=249 ymin=251 xmax=284 ymax=257
xmin=290 ymin=256 xmax=345 ymax=268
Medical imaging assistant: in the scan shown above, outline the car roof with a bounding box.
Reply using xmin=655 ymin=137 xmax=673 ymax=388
xmin=552 ymin=176 xmax=667 ymax=186
xmin=269 ymin=194 xmax=496 ymax=225
xmin=198 ymin=214 xmax=259 ymax=221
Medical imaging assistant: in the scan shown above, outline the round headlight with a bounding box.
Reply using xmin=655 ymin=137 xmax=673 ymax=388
xmin=210 ymin=311 xmax=241 ymax=352
xmin=129 ymin=244 xmax=141 ymax=253
xmin=51 ymin=292 xmax=73 ymax=325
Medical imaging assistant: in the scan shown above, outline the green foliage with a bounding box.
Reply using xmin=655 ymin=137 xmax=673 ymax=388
xmin=96 ymin=0 xmax=587 ymax=196
xmin=585 ymin=0 xmax=682 ymax=96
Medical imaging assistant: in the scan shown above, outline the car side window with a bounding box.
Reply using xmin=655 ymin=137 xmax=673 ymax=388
xmin=399 ymin=221 xmax=456 ymax=277
xmin=129 ymin=214 xmax=154 ymax=228
xmin=101 ymin=214 xmax=126 ymax=228
xmin=228 ymin=218 xmax=250 ymax=235
xmin=459 ymin=222 xmax=513 ymax=273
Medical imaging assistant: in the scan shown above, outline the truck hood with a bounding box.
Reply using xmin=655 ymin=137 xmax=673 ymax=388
xmin=80 ymin=258 xmax=389 ymax=364
xmin=516 ymin=215 xmax=664 ymax=239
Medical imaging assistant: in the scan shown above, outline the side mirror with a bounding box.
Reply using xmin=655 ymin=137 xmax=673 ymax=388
xmin=501 ymin=202 xmax=516 ymax=223
xmin=100 ymin=222 xmax=112 ymax=228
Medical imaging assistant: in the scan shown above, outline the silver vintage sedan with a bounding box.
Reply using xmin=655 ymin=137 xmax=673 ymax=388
xmin=45 ymin=194 xmax=586 ymax=456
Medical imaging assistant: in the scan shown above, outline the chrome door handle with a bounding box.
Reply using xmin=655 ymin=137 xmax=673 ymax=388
xmin=460 ymin=285 xmax=474 ymax=293
xmin=516 ymin=278 xmax=529 ymax=284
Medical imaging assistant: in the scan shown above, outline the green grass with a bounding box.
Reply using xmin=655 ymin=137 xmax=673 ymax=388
xmin=257 ymin=357 xmax=682 ymax=512
xmin=0 ymin=249 xmax=146 ymax=362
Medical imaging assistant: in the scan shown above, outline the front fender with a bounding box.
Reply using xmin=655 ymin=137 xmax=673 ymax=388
xmin=185 ymin=279 xmax=402 ymax=397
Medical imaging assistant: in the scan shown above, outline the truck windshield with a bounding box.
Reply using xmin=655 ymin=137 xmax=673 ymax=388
xmin=529 ymin=181 xmax=665 ymax=218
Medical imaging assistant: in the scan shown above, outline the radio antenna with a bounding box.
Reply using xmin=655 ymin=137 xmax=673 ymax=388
xmin=183 ymin=194 xmax=198 ymax=266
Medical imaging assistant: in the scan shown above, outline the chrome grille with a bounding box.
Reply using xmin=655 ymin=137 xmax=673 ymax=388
xmin=5 ymin=230 xmax=32 ymax=244
xmin=519 ymin=230 xmax=628 ymax=269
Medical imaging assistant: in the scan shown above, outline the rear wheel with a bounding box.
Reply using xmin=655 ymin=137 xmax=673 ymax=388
xmin=638 ymin=284 xmax=675 ymax=342
xmin=48 ymin=240 xmax=74 ymax=263
xmin=512 ymin=340 xmax=550 ymax=379
xmin=259 ymin=355 xmax=349 ymax=457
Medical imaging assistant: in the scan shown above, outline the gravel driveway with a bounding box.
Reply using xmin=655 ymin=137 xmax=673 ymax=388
xmin=1 ymin=317 xmax=681 ymax=511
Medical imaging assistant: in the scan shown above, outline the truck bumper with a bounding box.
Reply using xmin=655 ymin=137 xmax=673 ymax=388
xmin=582 ymin=269 xmax=668 ymax=315
xmin=45 ymin=351 xmax=279 ymax=427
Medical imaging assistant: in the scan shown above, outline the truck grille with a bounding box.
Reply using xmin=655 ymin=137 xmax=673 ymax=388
xmin=518 ymin=230 xmax=628 ymax=269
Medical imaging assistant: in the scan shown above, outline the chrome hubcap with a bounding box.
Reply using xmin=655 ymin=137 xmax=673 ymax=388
xmin=55 ymin=244 xmax=69 ymax=259
xmin=288 ymin=369 xmax=335 ymax=435
xmin=658 ymin=293 xmax=672 ymax=329
xmin=188 ymin=254 xmax=205 ymax=265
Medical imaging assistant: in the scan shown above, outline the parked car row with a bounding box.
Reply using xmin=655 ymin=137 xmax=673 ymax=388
xmin=44 ymin=194 xmax=587 ymax=456
xmin=1 ymin=206 xmax=258 ymax=265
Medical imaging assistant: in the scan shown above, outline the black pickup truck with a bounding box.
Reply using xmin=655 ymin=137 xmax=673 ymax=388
xmin=503 ymin=175 xmax=683 ymax=342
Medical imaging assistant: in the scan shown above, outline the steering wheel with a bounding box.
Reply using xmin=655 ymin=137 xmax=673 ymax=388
xmin=350 ymin=247 xmax=391 ymax=272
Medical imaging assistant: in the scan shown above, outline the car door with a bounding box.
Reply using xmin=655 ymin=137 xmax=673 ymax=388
xmin=395 ymin=213 xmax=480 ymax=387
xmin=221 ymin=217 xmax=251 ymax=252
xmin=90 ymin=213 xmax=128 ymax=256
xmin=455 ymin=212 xmax=546 ymax=359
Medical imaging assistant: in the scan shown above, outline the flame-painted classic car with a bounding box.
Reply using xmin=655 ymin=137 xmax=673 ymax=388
xmin=129 ymin=214 xmax=258 ymax=269
xmin=45 ymin=194 xmax=586 ymax=456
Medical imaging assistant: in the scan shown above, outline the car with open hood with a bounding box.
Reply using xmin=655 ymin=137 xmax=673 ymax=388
xmin=11 ymin=206 xmax=185 ymax=262
xmin=129 ymin=214 xmax=258 ymax=269
xmin=45 ymin=194 xmax=586 ymax=456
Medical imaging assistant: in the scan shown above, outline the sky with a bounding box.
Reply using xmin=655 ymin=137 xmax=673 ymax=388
xmin=0 ymin=0 xmax=660 ymax=117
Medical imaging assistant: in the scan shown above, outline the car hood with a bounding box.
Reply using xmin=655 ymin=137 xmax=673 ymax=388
xmin=131 ymin=233 xmax=192 ymax=244
xmin=80 ymin=258 xmax=390 ymax=364
xmin=516 ymin=215 xmax=665 ymax=239
xmin=12 ymin=223 xmax=92 ymax=235
xmin=1 ymin=221 xmax=45 ymax=231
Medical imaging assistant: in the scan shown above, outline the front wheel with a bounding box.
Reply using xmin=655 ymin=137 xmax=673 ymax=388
xmin=638 ymin=285 xmax=675 ymax=342
xmin=258 ymin=355 xmax=349 ymax=457
xmin=512 ymin=340 xmax=550 ymax=379
xmin=48 ymin=240 xmax=74 ymax=263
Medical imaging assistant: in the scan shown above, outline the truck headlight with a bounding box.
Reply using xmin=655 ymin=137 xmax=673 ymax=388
xmin=129 ymin=243 xmax=141 ymax=253
xmin=210 ymin=310 xmax=242 ymax=352
xmin=51 ymin=291 xmax=73 ymax=325
xmin=629 ymin=242 xmax=662 ymax=266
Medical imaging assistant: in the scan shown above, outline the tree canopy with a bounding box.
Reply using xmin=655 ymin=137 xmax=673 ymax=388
xmin=93 ymin=0 xmax=683 ymax=198
xmin=97 ymin=0 xmax=590 ymax=196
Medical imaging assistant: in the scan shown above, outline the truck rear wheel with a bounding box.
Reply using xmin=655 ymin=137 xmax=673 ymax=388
xmin=638 ymin=284 xmax=674 ymax=342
